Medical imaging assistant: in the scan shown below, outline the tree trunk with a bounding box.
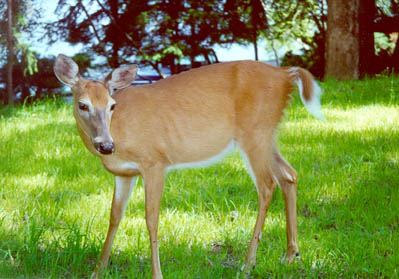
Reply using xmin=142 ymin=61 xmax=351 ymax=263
xmin=203 ymin=52 xmax=211 ymax=64
xmin=109 ymin=0 xmax=120 ymax=68
xmin=169 ymin=56 xmax=177 ymax=75
xmin=358 ymin=0 xmax=376 ymax=77
xmin=392 ymin=36 xmax=399 ymax=72
xmin=325 ymin=0 xmax=360 ymax=80
xmin=209 ymin=49 xmax=219 ymax=63
xmin=253 ymin=34 xmax=259 ymax=61
xmin=325 ymin=0 xmax=375 ymax=79
xmin=260 ymin=0 xmax=278 ymax=65
xmin=271 ymin=39 xmax=279 ymax=66
xmin=6 ymin=0 xmax=14 ymax=106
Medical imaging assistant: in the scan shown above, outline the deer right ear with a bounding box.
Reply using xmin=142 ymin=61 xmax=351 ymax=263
xmin=54 ymin=54 xmax=80 ymax=86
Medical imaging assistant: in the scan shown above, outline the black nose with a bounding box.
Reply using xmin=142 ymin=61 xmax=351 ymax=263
xmin=95 ymin=142 xmax=114 ymax=155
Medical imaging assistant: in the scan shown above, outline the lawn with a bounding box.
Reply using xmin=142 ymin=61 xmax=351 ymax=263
xmin=1 ymin=75 xmax=398 ymax=278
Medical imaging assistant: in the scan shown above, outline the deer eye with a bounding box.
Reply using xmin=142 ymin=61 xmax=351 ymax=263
xmin=78 ymin=102 xmax=89 ymax=111
xmin=110 ymin=103 xmax=117 ymax=111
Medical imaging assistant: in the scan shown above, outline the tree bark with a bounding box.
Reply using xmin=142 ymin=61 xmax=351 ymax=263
xmin=209 ymin=49 xmax=219 ymax=63
xmin=109 ymin=0 xmax=120 ymax=68
xmin=325 ymin=0 xmax=360 ymax=80
xmin=6 ymin=0 xmax=14 ymax=105
xmin=253 ymin=35 xmax=259 ymax=61
xmin=392 ymin=36 xmax=399 ymax=71
xmin=325 ymin=0 xmax=375 ymax=79
xmin=358 ymin=0 xmax=376 ymax=77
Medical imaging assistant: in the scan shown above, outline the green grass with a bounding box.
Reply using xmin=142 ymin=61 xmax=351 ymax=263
xmin=1 ymin=75 xmax=399 ymax=278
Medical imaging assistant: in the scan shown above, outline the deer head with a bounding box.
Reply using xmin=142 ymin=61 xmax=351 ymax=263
xmin=54 ymin=54 xmax=138 ymax=155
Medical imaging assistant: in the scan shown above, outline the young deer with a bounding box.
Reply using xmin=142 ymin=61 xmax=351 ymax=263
xmin=54 ymin=54 xmax=323 ymax=279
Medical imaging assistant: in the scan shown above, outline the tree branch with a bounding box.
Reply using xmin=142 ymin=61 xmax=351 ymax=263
xmin=260 ymin=0 xmax=279 ymax=66
xmin=77 ymin=0 xmax=104 ymax=51
xmin=94 ymin=0 xmax=165 ymax=78
xmin=6 ymin=0 xmax=14 ymax=105
xmin=307 ymin=1 xmax=325 ymax=35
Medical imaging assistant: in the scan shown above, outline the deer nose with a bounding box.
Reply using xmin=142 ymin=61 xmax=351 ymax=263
xmin=94 ymin=142 xmax=114 ymax=155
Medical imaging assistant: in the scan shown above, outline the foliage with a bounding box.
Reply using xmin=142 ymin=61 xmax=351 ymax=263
xmin=262 ymin=0 xmax=326 ymax=77
xmin=280 ymin=30 xmax=325 ymax=79
xmin=376 ymin=0 xmax=399 ymax=16
xmin=45 ymin=0 xmax=269 ymax=75
xmin=45 ymin=0 xmax=153 ymax=69
xmin=4 ymin=0 xmax=399 ymax=106
xmin=224 ymin=0 xmax=268 ymax=42
xmin=375 ymin=0 xmax=399 ymax=73
xmin=0 ymin=0 xmax=37 ymax=49
xmin=0 ymin=0 xmax=40 ymax=104
xmin=145 ymin=0 xmax=224 ymax=73
xmin=1 ymin=76 xmax=399 ymax=277
xmin=374 ymin=32 xmax=396 ymax=56
xmin=269 ymin=0 xmax=399 ymax=77
xmin=222 ymin=0 xmax=268 ymax=60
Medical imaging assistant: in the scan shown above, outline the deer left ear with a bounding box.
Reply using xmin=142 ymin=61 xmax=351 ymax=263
xmin=103 ymin=64 xmax=138 ymax=91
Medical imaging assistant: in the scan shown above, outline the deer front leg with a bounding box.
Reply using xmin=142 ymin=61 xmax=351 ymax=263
xmin=143 ymin=165 xmax=165 ymax=279
xmin=91 ymin=175 xmax=136 ymax=278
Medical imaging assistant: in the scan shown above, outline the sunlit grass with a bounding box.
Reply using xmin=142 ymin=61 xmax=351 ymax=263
xmin=1 ymin=75 xmax=399 ymax=278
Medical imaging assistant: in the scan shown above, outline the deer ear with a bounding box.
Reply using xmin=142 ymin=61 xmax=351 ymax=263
xmin=103 ymin=64 xmax=138 ymax=90
xmin=54 ymin=54 xmax=80 ymax=86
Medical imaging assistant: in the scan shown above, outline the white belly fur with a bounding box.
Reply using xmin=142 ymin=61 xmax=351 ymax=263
xmin=117 ymin=140 xmax=257 ymax=191
xmin=166 ymin=141 xmax=235 ymax=171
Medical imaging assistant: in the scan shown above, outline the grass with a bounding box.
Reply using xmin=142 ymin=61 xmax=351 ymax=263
xmin=1 ymin=75 xmax=399 ymax=278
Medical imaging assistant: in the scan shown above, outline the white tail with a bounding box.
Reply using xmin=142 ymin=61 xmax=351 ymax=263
xmin=288 ymin=66 xmax=325 ymax=120
xmin=54 ymin=55 xmax=323 ymax=279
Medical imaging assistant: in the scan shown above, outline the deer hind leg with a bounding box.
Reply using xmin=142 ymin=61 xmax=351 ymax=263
xmin=237 ymin=136 xmax=277 ymax=274
xmin=92 ymin=175 xmax=137 ymax=278
xmin=271 ymin=143 xmax=300 ymax=263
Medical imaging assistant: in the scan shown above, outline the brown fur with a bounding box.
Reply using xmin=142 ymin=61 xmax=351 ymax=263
xmin=54 ymin=57 xmax=320 ymax=279
xmin=99 ymin=61 xmax=295 ymax=174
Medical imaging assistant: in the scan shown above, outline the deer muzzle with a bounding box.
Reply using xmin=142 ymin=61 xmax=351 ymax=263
xmin=94 ymin=142 xmax=115 ymax=155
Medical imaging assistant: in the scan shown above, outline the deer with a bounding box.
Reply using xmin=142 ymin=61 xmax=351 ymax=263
xmin=53 ymin=54 xmax=324 ymax=279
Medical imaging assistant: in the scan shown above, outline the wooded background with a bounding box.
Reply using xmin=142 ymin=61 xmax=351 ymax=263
xmin=1 ymin=0 xmax=399 ymax=105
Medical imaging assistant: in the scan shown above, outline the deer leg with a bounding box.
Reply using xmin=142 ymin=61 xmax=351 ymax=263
xmin=143 ymin=165 xmax=165 ymax=279
xmin=271 ymin=145 xmax=299 ymax=263
xmin=91 ymin=175 xmax=136 ymax=278
xmin=238 ymin=139 xmax=276 ymax=274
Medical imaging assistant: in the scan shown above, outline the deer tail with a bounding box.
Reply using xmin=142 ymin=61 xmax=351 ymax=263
xmin=287 ymin=67 xmax=325 ymax=120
